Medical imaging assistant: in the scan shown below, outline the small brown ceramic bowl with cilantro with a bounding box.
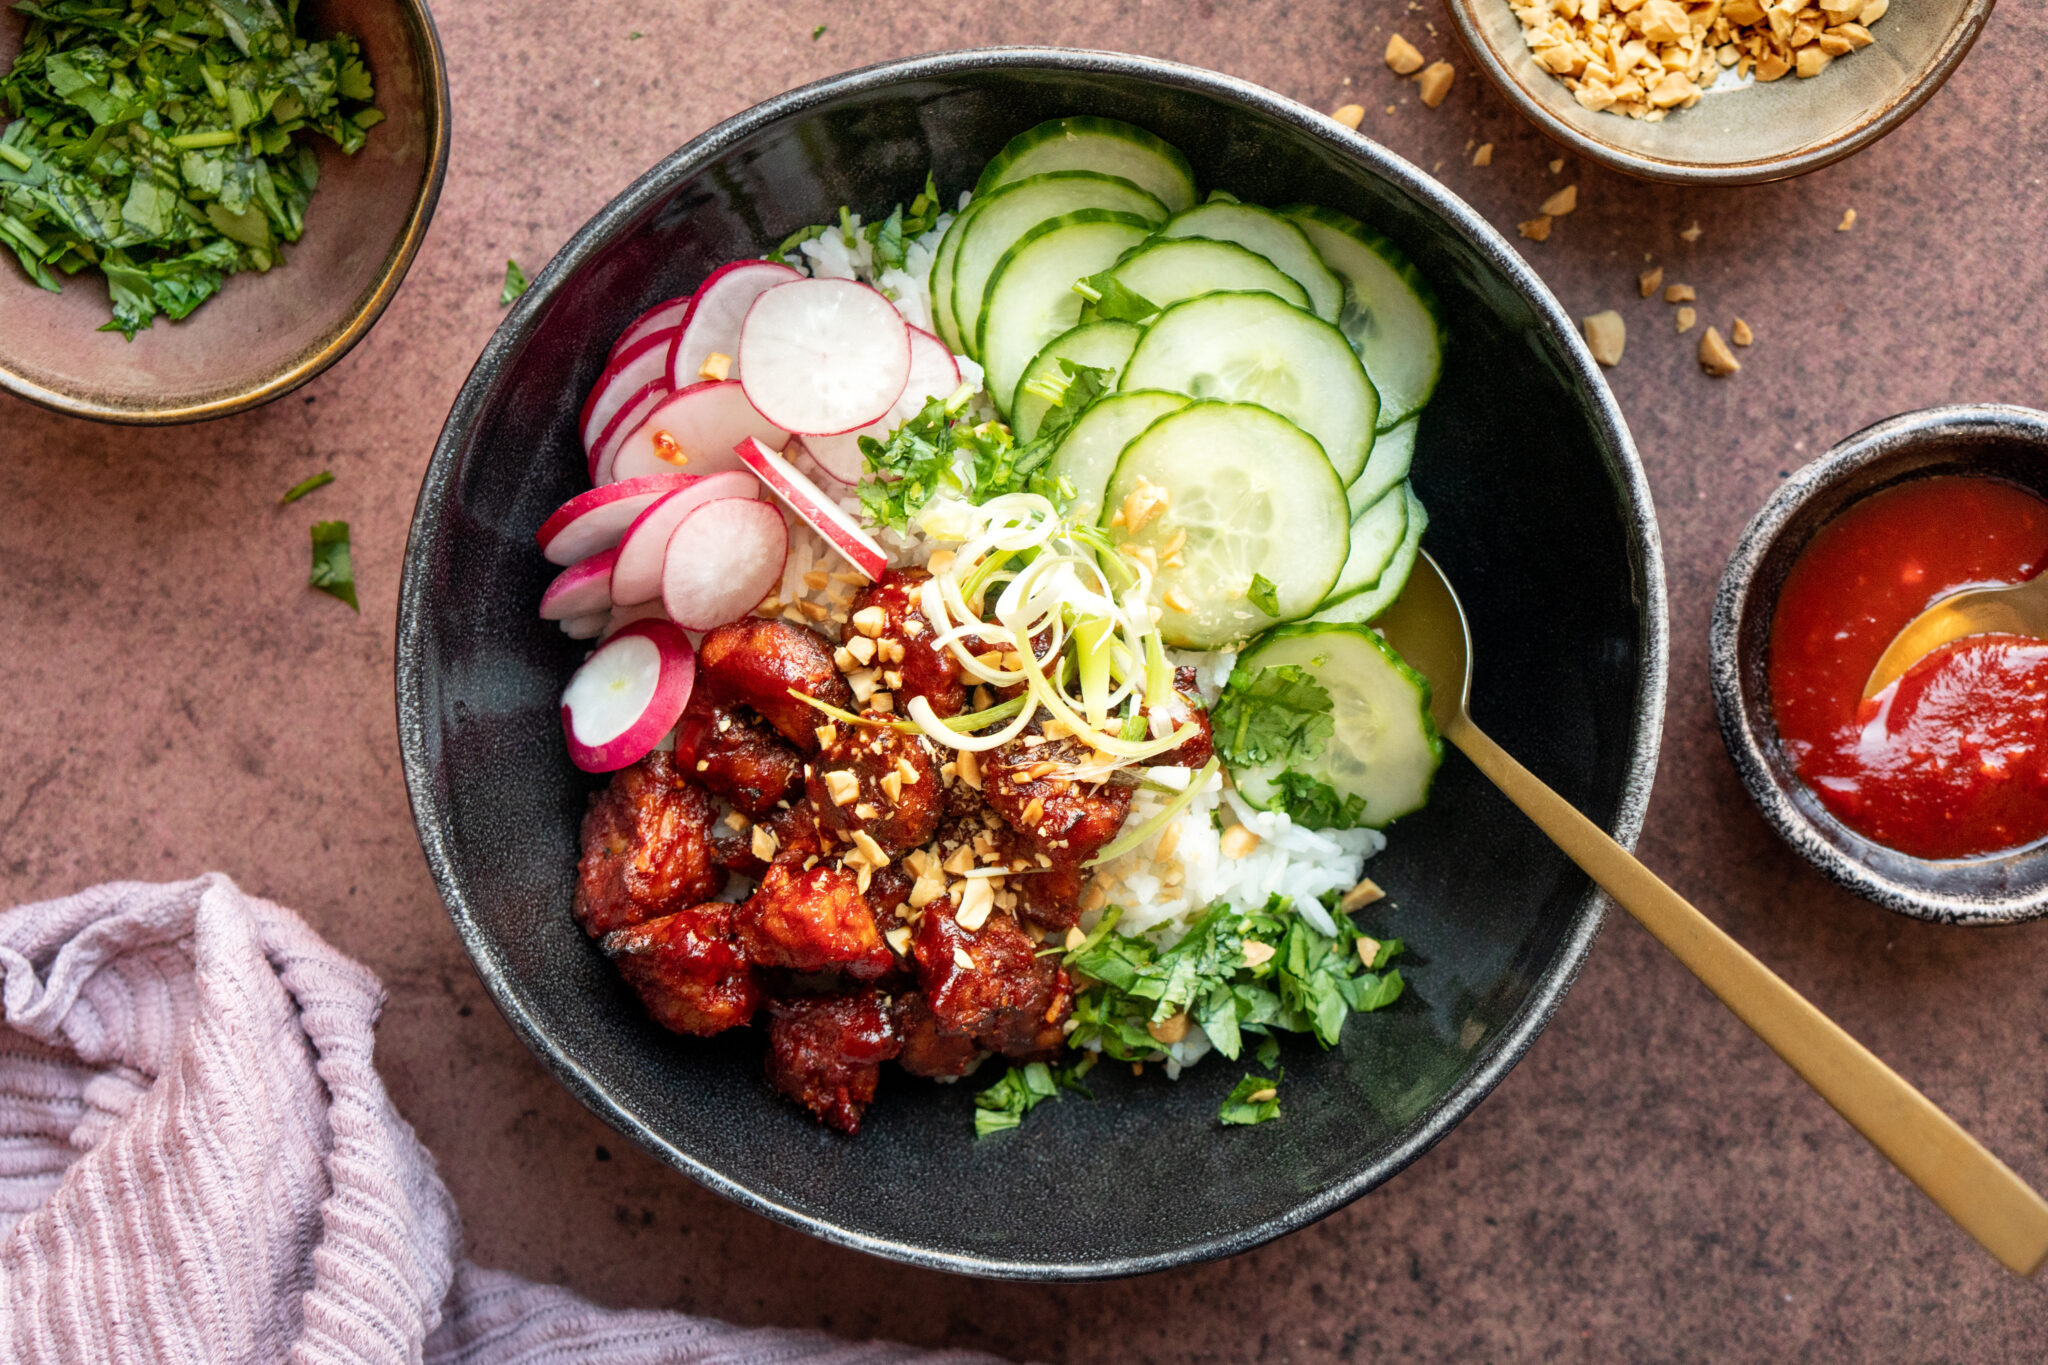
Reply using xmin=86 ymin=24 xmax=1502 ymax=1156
xmin=0 ymin=0 xmax=448 ymax=424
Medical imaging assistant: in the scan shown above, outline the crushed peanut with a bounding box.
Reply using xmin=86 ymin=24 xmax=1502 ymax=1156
xmin=1698 ymin=325 xmax=1741 ymax=376
xmin=751 ymin=825 xmax=780 ymax=862
xmin=957 ymin=748 xmax=982 ymax=790
xmin=885 ymin=926 xmax=913 ymax=956
xmin=1356 ymin=935 xmax=1384 ymax=968
xmin=1331 ymin=103 xmax=1366 ymax=130
xmin=1162 ymin=585 xmax=1195 ymax=614
xmin=851 ymin=829 xmax=889 ymax=868
xmin=1517 ymin=215 xmax=1553 ymax=242
xmin=1020 ymin=795 xmax=1046 ymax=828
xmin=1385 ymin=32 xmax=1426 ymax=74
xmin=1472 ymin=141 xmax=1493 ymax=166
xmin=1539 ymin=184 xmax=1577 ymax=217
xmin=1731 ymin=317 xmax=1755 ymax=346
xmin=880 ymin=770 xmax=903 ymax=803
xmin=851 ymin=605 xmax=888 ymax=637
xmin=846 ymin=634 xmax=877 ymax=665
xmin=1837 ymin=207 xmax=1857 ymax=231
xmin=1582 ymin=310 xmax=1626 ymax=367
xmin=953 ymin=945 xmax=976 ymax=971
xmin=955 ymin=876 xmax=995 ymax=931
xmin=1675 ymin=305 xmax=1697 ymax=333
xmin=1065 ymin=925 xmax=1088 ymax=950
xmin=1154 ymin=819 xmax=1184 ymax=863
xmin=697 ymin=352 xmax=732 ymax=381
xmin=1638 ymin=265 xmax=1664 ymax=297
xmin=824 ymin=770 xmax=860 ymax=806
xmin=1246 ymin=1087 xmax=1278 ymax=1104
xmin=1219 ymin=825 xmax=1262 ymax=859
xmin=1120 ymin=477 xmax=1171 ymax=533
xmin=1416 ymin=60 xmax=1455 ymax=108
xmin=1147 ymin=1010 xmax=1192 ymax=1045
xmin=1241 ymin=939 xmax=1277 ymax=968
xmin=1663 ymin=282 xmax=1695 ymax=303
xmin=1680 ymin=221 xmax=1702 ymax=243
xmin=1339 ymin=877 xmax=1386 ymax=911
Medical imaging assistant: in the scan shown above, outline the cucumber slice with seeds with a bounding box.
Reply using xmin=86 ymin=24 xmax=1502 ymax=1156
xmin=1045 ymin=389 xmax=1188 ymax=527
xmin=976 ymin=117 xmax=1197 ymax=213
xmin=1119 ymin=291 xmax=1379 ymax=484
xmin=1281 ymin=204 xmax=1445 ymax=430
xmin=1102 ymin=401 xmax=1348 ymax=649
xmin=1011 ymin=321 xmax=1141 ymax=445
xmin=1323 ymin=483 xmax=1408 ymax=607
xmin=977 ymin=210 xmax=1154 ymax=415
xmin=1312 ymin=484 xmax=1427 ymax=625
xmin=1229 ymin=623 xmax=1443 ymax=828
xmin=1347 ymin=415 xmax=1417 ymax=518
xmin=1095 ymin=238 xmax=1310 ymax=319
xmin=1152 ymin=201 xmax=1343 ymax=322
xmin=950 ymin=171 xmax=1167 ymax=359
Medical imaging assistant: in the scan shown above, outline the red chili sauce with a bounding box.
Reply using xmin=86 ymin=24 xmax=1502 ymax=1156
xmin=1768 ymin=474 xmax=2048 ymax=860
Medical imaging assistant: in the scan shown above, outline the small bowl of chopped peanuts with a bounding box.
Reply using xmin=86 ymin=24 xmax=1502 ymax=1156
xmin=1444 ymin=0 xmax=1997 ymax=184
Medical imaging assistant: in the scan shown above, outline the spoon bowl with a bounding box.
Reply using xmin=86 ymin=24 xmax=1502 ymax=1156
xmin=1863 ymin=571 xmax=2048 ymax=699
xmin=1381 ymin=550 xmax=2048 ymax=1277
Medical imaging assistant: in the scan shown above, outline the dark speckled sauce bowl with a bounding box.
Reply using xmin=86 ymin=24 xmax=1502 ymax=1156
xmin=1711 ymin=404 xmax=2048 ymax=926
xmin=398 ymin=50 xmax=1668 ymax=1278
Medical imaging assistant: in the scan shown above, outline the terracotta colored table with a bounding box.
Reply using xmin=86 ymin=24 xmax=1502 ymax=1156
xmin=3 ymin=2 xmax=2044 ymax=1358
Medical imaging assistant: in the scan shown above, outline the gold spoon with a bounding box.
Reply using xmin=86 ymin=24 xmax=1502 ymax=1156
xmin=1376 ymin=551 xmax=2048 ymax=1277
xmin=1863 ymin=571 xmax=2048 ymax=699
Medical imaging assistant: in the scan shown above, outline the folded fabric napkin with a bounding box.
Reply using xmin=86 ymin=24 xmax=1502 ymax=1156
xmin=0 ymin=875 xmax=1008 ymax=1365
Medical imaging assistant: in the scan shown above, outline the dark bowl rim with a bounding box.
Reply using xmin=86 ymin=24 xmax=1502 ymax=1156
xmin=1443 ymin=0 xmax=1998 ymax=186
xmin=1707 ymin=402 xmax=2048 ymax=924
xmin=396 ymin=44 xmax=1671 ymax=1279
xmin=0 ymin=0 xmax=452 ymax=426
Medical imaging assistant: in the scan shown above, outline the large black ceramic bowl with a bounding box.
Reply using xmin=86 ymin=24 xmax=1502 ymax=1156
xmin=398 ymin=48 xmax=1667 ymax=1278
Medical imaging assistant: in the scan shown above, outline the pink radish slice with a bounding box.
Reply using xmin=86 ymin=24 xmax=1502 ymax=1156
xmin=608 ymin=380 xmax=789 ymax=485
xmin=733 ymin=436 xmax=889 ymax=580
xmin=609 ymin=297 xmax=689 ymax=362
xmin=802 ymin=325 xmax=962 ymax=481
xmin=579 ymin=331 xmax=673 ymax=454
xmin=659 ymin=497 xmax=790 ymax=630
xmin=560 ymin=612 xmax=610 ymax=640
xmin=588 ymin=378 xmax=670 ymax=484
xmin=536 ymin=471 xmax=697 ymax=565
xmin=540 ymin=546 xmax=620 ymax=620
xmin=667 ymin=260 xmax=802 ymax=389
xmin=561 ymin=619 xmax=696 ymax=772
xmin=738 ymin=279 xmax=911 ymax=436
xmin=602 ymin=599 xmax=670 ymax=639
xmin=608 ymin=468 xmax=761 ymax=606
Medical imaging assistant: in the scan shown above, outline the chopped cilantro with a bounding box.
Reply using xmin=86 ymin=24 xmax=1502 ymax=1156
xmin=1019 ymin=359 xmax=1111 ymax=444
xmin=1266 ymin=768 xmax=1369 ymax=829
xmin=1071 ymin=269 xmax=1158 ymax=324
xmin=1247 ymin=573 xmax=1280 ymax=616
xmin=1211 ymin=662 xmax=1335 ymax=769
xmin=972 ymin=1056 xmax=1094 ymax=1137
xmin=1219 ymin=1070 xmax=1284 ymax=1125
xmin=280 ymin=470 xmax=333 ymax=503
xmin=499 ymin=258 xmax=528 ymax=306
xmin=858 ymin=387 xmax=1063 ymax=531
xmin=811 ymin=23 xmax=827 ymax=39
xmin=0 ymin=0 xmax=382 ymax=338
xmin=628 ymin=30 xmax=643 ymax=39
xmin=308 ymin=519 xmax=356 ymax=610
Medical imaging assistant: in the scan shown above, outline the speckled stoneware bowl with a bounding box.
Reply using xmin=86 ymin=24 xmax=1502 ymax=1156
xmin=0 ymin=0 xmax=448 ymax=424
xmin=1711 ymin=404 xmax=2048 ymax=924
xmin=398 ymin=48 xmax=1669 ymax=1278
xmin=1446 ymin=0 xmax=1996 ymax=185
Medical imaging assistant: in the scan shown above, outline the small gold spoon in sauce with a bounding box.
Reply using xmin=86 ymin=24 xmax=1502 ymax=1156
xmin=1377 ymin=551 xmax=2048 ymax=1277
xmin=1863 ymin=571 xmax=2048 ymax=699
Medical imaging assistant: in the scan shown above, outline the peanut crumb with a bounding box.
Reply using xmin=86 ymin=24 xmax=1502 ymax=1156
xmin=824 ymin=770 xmax=859 ymax=806
xmin=1638 ymin=266 xmax=1663 ymax=297
xmin=1472 ymin=141 xmax=1493 ymax=166
xmin=1837 ymin=207 xmax=1857 ymax=231
xmin=1246 ymin=1088 xmax=1278 ymax=1104
xmin=1675 ymin=305 xmax=1697 ymax=333
xmin=1219 ymin=825 xmax=1263 ymax=859
xmin=1731 ymin=317 xmax=1755 ymax=346
xmin=1356 ymin=935 xmax=1384 ymax=968
xmin=697 ymin=352 xmax=732 ymax=382
xmin=1146 ymin=1011 xmax=1192 ymax=1045
xmin=1547 ymin=158 xmax=1563 ymax=174
xmin=1340 ymin=878 xmax=1385 ymax=912
xmin=1517 ymin=214 xmax=1553 ymax=242
xmin=851 ymin=605 xmax=887 ymax=637
xmin=1539 ymin=184 xmax=1577 ymax=217
xmin=1663 ymin=283 xmax=1696 ymax=303
xmin=1242 ymin=940 xmax=1277 ymax=968
xmin=1699 ymin=326 xmax=1742 ymax=376
xmin=953 ymin=946 xmax=976 ymax=971
xmin=751 ymin=825 xmax=780 ymax=862
xmin=1065 ymin=925 xmax=1087 ymax=950
xmin=1385 ymin=32 xmax=1425 ymax=74
xmin=1582 ymin=310 xmax=1626 ymax=367
xmin=1416 ymin=60 xmax=1455 ymax=108
xmin=1680 ymin=222 xmax=1703 ymax=243
xmin=1331 ymin=103 xmax=1365 ymax=130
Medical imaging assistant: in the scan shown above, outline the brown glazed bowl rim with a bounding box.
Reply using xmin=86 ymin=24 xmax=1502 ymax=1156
xmin=1443 ymin=0 xmax=1997 ymax=186
xmin=0 ymin=0 xmax=451 ymax=425
xmin=1709 ymin=403 xmax=2048 ymax=924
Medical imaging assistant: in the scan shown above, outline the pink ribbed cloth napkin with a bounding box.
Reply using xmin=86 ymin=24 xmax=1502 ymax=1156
xmin=0 ymin=874 xmax=1010 ymax=1365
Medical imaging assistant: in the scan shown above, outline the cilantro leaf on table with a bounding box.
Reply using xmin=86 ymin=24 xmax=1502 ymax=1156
xmin=0 ymin=0 xmax=383 ymax=338
xmin=1219 ymin=1071 xmax=1284 ymax=1126
xmin=1210 ymin=662 xmax=1335 ymax=769
xmin=308 ymin=519 xmax=357 ymax=611
xmin=972 ymin=1056 xmax=1094 ymax=1137
xmin=499 ymin=258 xmax=528 ymax=306
xmin=280 ymin=469 xmax=333 ymax=503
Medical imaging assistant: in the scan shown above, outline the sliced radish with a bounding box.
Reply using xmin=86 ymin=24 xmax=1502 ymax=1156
xmin=667 ymin=260 xmax=802 ymax=389
xmin=738 ymin=279 xmax=911 ymax=436
xmin=536 ymin=471 xmax=697 ymax=565
xmin=561 ymin=619 xmax=696 ymax=772
xmin=660 ymin=496 xmax=790 ymax=630
xmin=733 ymin=436 xmax=888 ymax=580
xmin=580 ymin=330 xmax=673 ymax=454
xmin=608 ymin=380 xmax=789 ymax=485
xmin=560 ymin=612 xmax=610 ymax=640
xmin=602 ymin=598 xmax=670 ymax=639
xmin=801 ymin=325 xmax=962 ymax=481
xmin=588 ymin=378 xmax=670 ymax=484
xmin=540 ymin=546 xmax=619 ymax=620
xmin=609 ymin=296 xmax=689 ymax=362
xmin=609 ymin=468 xmax=761 ymax=606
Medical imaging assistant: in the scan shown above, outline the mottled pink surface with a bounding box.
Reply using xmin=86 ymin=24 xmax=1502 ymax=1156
xmin=3 ymin=1 xmax=2045 ymax=1359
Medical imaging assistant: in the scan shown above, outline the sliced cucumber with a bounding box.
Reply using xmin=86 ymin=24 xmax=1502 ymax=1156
xmin=1229 ymin=623 xmax=1443 ymax=828
xmin=1094 ymin=238 xmax=1309 ymax=320
xmin=1347 ymin=415 xmax=1417 ymax=519
xmin=1119 ymin=291 xmax=1379 ymax=484
xmin=1152 ymin=202 xmax=1343 ymax=322
xmin=928 ymin=207 xmax=972 ymax=354
xmin=949 ymin=171 xmax=1167 ymax=360
xmin=1102 ymin=402 xmax=1348 ymax=649
xmin=1011 ymin=321 xmax=1141 ymax=445
xmin=976 ymin=117 xmax=1197 ymax=214
xmin=1281 ymin=204 xmax=1445 ymax=430
xmin=978 ymin=211 xmax=1154 ymax=416
xmin=1323 ymin=483 xmax=1408 ymax=607
xmin=1045 ymin=389 xmax=1188 ymax=527
xmin=1312 ymin=484 xmax=1427 ymax=625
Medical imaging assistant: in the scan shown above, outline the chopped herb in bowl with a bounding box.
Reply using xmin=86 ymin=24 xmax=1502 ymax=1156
xmin=0 ymin=0 xmax=383 ymax=338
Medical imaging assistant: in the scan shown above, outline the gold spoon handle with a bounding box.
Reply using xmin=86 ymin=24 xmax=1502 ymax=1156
xmin=1444 ymin=713 xmax=2048 ymax=1277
